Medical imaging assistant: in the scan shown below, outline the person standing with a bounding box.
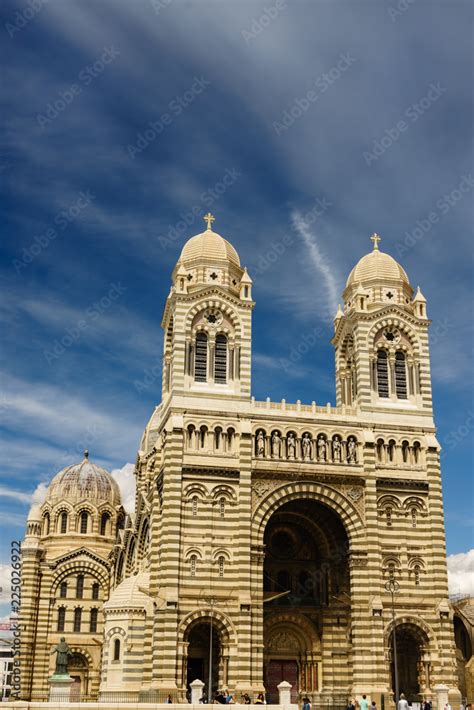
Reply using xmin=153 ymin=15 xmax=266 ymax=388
xmin=359 ymin=695 xmax=369 ymax=710
xmin=398 ymin=694 xmax=409 ymax=710
xmin=302 ymin=697 xmax=311 ymax=710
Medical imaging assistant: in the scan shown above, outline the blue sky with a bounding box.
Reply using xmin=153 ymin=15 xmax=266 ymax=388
xmin=1 ymin=0 xmax=473 ymax=615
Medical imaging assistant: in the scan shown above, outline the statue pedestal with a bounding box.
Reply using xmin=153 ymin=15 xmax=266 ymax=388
xmin=48 ymin=674 xmax=74 ymax=702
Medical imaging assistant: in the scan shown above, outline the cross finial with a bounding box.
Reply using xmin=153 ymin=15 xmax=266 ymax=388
xmin=83 ymin=449 xmax=89 ymax=460
xmin=370 ymin=232 xmax=381 ymax=250
xmin=203 ymin=212 xmax=215 ymax=231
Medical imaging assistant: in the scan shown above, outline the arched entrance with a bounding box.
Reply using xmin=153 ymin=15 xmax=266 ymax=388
xmin=69 ymin=653 xmax=89 ymax=699
xmin=389 ymin=623 xmax=430 ymax=702
xmin=263 ymin=499 xmax=350 ymax=700
xmin=186 ymin=620 xmax=221 ymax=701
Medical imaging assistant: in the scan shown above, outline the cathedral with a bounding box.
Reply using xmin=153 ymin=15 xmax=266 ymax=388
xmin=20 ymin=216 xmax=462 ymax=704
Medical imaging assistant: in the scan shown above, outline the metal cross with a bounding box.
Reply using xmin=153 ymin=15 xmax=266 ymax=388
xmin=370 ymin=232 xmax=381 ymax=250
xmin=204 ymin=212 xmax=215 ymax=231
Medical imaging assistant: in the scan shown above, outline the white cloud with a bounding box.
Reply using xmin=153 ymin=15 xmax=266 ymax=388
xmin=111 ymin=462 xmax=136 ymax=513
xmin=0 ymin=565 xmax=11 ymax=605
xmin=291 ymin=211 xmax=339 ymax=320
xmin=0 ymin=486 xmax=32 ymax=504
xmin=447 ymin=549 xmax=474 ymax=596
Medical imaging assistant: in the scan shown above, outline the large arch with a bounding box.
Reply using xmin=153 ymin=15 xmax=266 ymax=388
xmin=384 ymin=617 xmax=436 ymax=702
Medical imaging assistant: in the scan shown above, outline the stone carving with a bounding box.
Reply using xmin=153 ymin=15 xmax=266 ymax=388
xmin=332 ymin=437 xmax=342 ymax=463
xmin=287 ymin=433 xmax=296 ymax=459
xmin=268 ymin=631 xmax=299 ymax=652
xmin=271 ymin=431 xmax=281 ymax=458
xmin=347 ymin=487 xmax=363 ymax=502
xmin=256 ymin=430 xmax=265 ymax=457
xmin=51 ymin=637 xmax=73 ymax=676
xmin=317 ymin=435 xmax=327 ymax=462
xmin=347 ymin=437 xmax=357 ymax=463
xmin=302 ymin=433 xmax=312 ymax=460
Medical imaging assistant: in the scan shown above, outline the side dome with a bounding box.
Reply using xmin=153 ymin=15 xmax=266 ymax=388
xmin=346 ymin=248 xmax=409 ymax=288
xmin=104 ymin=572 xmax=152 ymax=613
xmin=46 ymin=452 xmax=121 ymax=507
xmin=179 ymin=229 xmax=240 ymax=268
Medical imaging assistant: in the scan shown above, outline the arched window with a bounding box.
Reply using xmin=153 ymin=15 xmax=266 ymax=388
xmin=57 ymin=607 xmax=66 ymax=632
xmin=395 ymin=351 xmax=408 ymax=398
xmin=219 ymin=497 xmax=226 ymax=518
xmin=43 ymin=513 xmax=50 ymax=536
xmin=214 ymin=426 xmax=222 ymax=451
xmin=113 ymin=638 xmax=121 ymax=661
xmin=214 ymin=334 xmax=227 ymax=384
xmin=89 ymin=608 xmax=98 ymax=633
xmin=80 ymin=511 xmax=88 ymax=534
xmin=59 ymin=581 xmax=68 ymax=599
xmin=194 ymin=332 xmax=208 ymax=382
xmin=388 ymin=440 xmax=396 ymax=462
xmin=92 ymin=582 xmax=100 ymax=600
xmin=73 ymin=607 xmax=82 ymax=633
xmin=218 ymin=555 xmax=225 ymax=577
xmin=411 ymin=508 xmax=417 ymax=528
xmin=377 ymin=350 xmax=389 ymax=397
xmin=414 ymin=564 xmax=421 ymax=585
xmin=386 ymin=507 xmax=393 ymax=527
xmin=413 ymin=441 xmax=421 ymax=464
xmin=127 ymin=539 xmax=136 ymax=574
xmin=199 ymin=426 xmax=207 ymax=449
xmin=227 ymin=427 xmax=235 ymax=453
xmin=100 ymin=512 xmax=110 ymax=536
xmin=402 ymin=440 xmax=410 ymax=463
xmin=116 ymin=552 xmax=124 ymax=584
xmin=377 ymin=439 xmax=385 ymax=462
xmin=191 ymin=496 xmax=198 ymax=516
xmin=190 ymin=554 xmax=197 ymax=577
xmin=76 ymin=575 xmax=84 ymax=599
xmin=60 ymin=512 xmax=68 ymax=534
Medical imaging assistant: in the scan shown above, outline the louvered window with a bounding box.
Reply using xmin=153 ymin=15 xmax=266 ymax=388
xmin=214 ymin=334 xmax=227 ymax=383
xmin=194 ymin=333 xmax=208 ymax=382
xmin=395 ymin=351 xmax=407 ymax=398
xmin=89 ymin=608 xmax=98 ymax=633
xmin=60 ymin=512 xmax=68 ymax=534
xmin=76 ymin=575 xmax=84 ymax=599
xmin=377 ymin=350 xmax=389 ymax=397
xmin=57 ymin=607 xmax=66 ymax=632
xmin=60 ymin=582 xmax=67 ymax=598
xmin=80 ymin=511 xmax=88 ymax=534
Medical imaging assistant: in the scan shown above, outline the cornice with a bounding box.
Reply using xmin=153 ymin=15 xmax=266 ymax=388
xmin=49 ymin=547 xmax=110 ymax=570
xmin=376 ymin=478 xmax=429 ymax=491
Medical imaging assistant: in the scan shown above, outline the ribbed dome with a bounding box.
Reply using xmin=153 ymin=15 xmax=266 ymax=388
xmin=104 ymin=572 xmax=151 ymax=611
xmin=346 ymin=249 xmax=409 ymax=288
xmin=46 ymin=455 xmax=121 ymax=507
xmin=179 ymin=229 xmax=240 ymax=267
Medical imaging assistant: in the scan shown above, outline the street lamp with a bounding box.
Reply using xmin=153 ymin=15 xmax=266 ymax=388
xmin=385 ymin=578 xmax=400 ymax=707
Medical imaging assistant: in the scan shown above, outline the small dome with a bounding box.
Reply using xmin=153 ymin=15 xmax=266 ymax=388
xmin=346 ymin=248 xmax=409 ymax=288
xmin=46 ymin=454 xmax=121 ymax=507
xmin=179 ymin=229 xmax=240 ymax=268
xmin=104 ymin=572 xmax=151 ymax=611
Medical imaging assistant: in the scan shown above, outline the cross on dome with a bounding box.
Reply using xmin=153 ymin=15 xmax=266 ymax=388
xmin=203 ymin=212 xmax=215 ymax=231
xmin=370 ymin=232 xmax=381 ymax=250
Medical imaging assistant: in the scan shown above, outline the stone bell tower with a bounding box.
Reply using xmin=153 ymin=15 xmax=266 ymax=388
xmin=332 ymin=233 xmax=433 ymax=416
xmin=161 ymin=212 xmax=254 ymax=401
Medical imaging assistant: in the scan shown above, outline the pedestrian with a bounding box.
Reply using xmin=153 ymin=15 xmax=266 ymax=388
xmin=302 ymin=697 xmax=311 ymax=710
xmin=371 ymin=702 xmax=377 ymax=710
xmin=359 ymin=696 xmax=369 ymax=710
xmin=255 ymin=693 xmax=266 ymax=705
xmin=346 ymin=700 xmax=355 ymax=710
xmin=398 ymin=694 xmax=409 ymax=710
xmin=225 ymin=690 xmax=235 ymax=704
xmin=241 ymin=693 xmax=251 ymax=705
xmin=423 ymin=699 xmax=432 ymax=710
xmin=167 ymin=694 xmax=173 ymax=703
xmin=444 ymin=703 xmax=452 ymax=710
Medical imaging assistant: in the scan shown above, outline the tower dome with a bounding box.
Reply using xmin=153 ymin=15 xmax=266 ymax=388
xmin=178 ymin=224 xmax=240 ymax=269
xmin=346 ymin=234 xmax=409 ymax=288
xmin=45 ymin=452 xmax=121 ymax=507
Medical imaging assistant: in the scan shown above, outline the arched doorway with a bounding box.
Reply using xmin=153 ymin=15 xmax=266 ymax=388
xmin=68 ymin=653 xmax=89 ymax=699
xmin=453 ymin=615 xmax=472 ymax=700
xmin=389 ymin=623 xmax=430 ymax=702
xmin=263 ymin=499 xmax=350 ymax=700
xmin=186 ymin=620 xmax=221 ymax=701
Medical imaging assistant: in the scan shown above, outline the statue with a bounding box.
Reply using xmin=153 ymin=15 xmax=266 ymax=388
xmin=317 ymin=436 xmax=326 ymax=462
xmin=256 ymin=430 xmax=265 ymax=457
xmin=333 ymin=437 xmax=341 ymax=463
xmin=286 ymin=432 xmax=296 ymax=459
xmin=302 ymin=433 xmax=312 ymax=460
xmin=271 ymin=431 xmax=281 ymax=458
xmin=347 ymin=437 xmax=357 ymax=463
xmin=51 ymin=637 xmax=73 ymax=676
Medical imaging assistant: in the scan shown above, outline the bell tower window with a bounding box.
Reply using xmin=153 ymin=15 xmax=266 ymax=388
xmin=395 ymin=351 xmax=408 ymax=399
xmin=194 ymin=332 xmax=208 ymax=382
xmin=376 ymin=350 xmax=389 ymax=398
xmin=214 ymin=334 xmax=228 ymax=384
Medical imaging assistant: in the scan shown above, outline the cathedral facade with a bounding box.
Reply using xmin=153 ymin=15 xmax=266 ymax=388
xmin=20 ymin=217 xmax=461 ymax=704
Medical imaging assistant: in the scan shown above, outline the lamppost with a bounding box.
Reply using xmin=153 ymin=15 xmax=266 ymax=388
xmin=385 ymin=578 xmax=400 ymax=707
